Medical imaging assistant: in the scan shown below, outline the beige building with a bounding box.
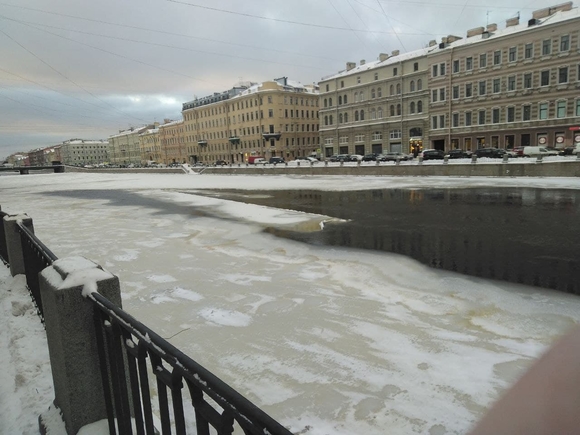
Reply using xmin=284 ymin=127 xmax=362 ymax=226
xmin=139 ymin=125 xmax=161 ymax=164
xmin=109 ymin=124 xmax=156 ymax=165
xmin=158 ymin=119 xmax=185 ymax=164
xmin=182 ymin=78 xmax=320 ymax=164
xmin=318 ymin=49 xmax=430 ymax=157
xmin=427 ymin=2 xmax=580 ymax=151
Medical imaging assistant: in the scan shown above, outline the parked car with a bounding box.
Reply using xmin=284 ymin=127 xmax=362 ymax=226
xmin=349 ymin=154 xmax=364 ymax=162
xmin=362 ymin=153 xmax=381 ymax=161
xmin=214 ymin=160 xmax=228 ymax=166
xmin=559 ymin=146 xmax=579 ymax=156
xmin=509 ymin=147 xmax=525 ymax=157
xmin=269 ymin=157 xmax=285 ymax=164
xmin=295 ymin=156 xmax=318 ymax=163
xmin=522 ymin=146 xmax=557 ymax=157
xmin=474 ymin=148 xmax=507 ymax=158
xmin=445 ymin=149 xmax=470 ymax=159
xmin=382 ymin=152 xmax=410 ymax=162
xmin=421 ymin=149 xmax=445 ymax=160
xmin=335 ymin=154 xmax=351 ymax=162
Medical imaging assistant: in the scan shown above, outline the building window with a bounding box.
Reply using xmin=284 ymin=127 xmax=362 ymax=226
xmin=542 ymin=39 xmax=552 ymax=56
xmin=452 ymin=112 xmax=459 ymax=127
xmin=439 ymin=88 xmax=445 ymax=101
xmin=453 ymin=59 xmax=459 ymax=73
xmin=326 ymin=84 xmax=329 ymax=92
xmin=371 ymin=88 xmax=376 ymax=98
xmin=493 ymin=50 xmax=501 ymax=65
xmin=390 ymin=105 xmax=395 ymax=116
xmin=417 ymin=79 xmax=423 ymax=90
xmin=440 ymin=63 xmax=446 ymax=75
xmin=414 ymin=62 xmax=419 ymax=71
xmin=377 ymin=107 xmax=383 ymax=118
xmin=357 ymin=76 xmax=361 ymax=84
xmin=396 ymin=84 xmax=401 ymax=94
xmin=377 ymin=88 xmax=382 ymax=97
xmin=508 ymin=47 xmax=517 ymax=62
xmin=508 ymin=75 xmax=516 ymax=91
xmin=539 ymin=102 xmax=548 ymax=119
xmin=493 ymin=78 xmax=500 ymax=93
xmin=396 ymin=104 xmax=401 ymax=116
xmin=556 ymin=100 xmax=567 ymax=118
xmin=410 ymin=81 xmax=415 ymax=92
xmin=465 ymin=111 xmax=472 ymax=126
xmin=373 ymin=131 xmax=382 ymax=140
xmin=329 ymin=98 xmax=333 ymax=106
xmin=344 ymin=95 xmax=348 ymax=104
xmin=478 ymin=80 xmax=486 ymax=96
xmin=374 ymin=73 xmax=378 ymax=81
xmin=524 ymin=73 xmax=532 ymax=89
xmin=523 ymin=105 xmax=531 ymax=121
xmin=393 ymin=67 xmax=398 ymax=76
xmin=355 ymin=134 xmax=365 ymax=142
xmin=324 ymin=116 xmax=328 ymax=126
xmin=341 ymin=80 xmax=344 ymax=88
xmin=478 ymin=110 xmax=486 ymax=125
xmin=560 ymin=35 xmax=570 ymax=52
xmin=360 ymin=110 xmax=365 ymax=120
xmin=371 ymin=108 xmax=376 ymax=119
xmin=577 ymin=99 xmax=580 ymax=116
xmin=344 ymin=113 xmax=349 ymax=122
xmin=339 ymin=136 xmax=348 ymax=144
xmin=268 ymin=109 xmax=274 ymax=117
xmin=432 ymin=89 xmax=438 ymax=102
xmin=541 ymin=70 xmax=550 ymax=86
xmin=492 ymin=108 xmax=500 ymax=123
xmin=558 ymin=67 xmax=568 ymax=84
xmin=410 ymin=102 xmax=416 ymax=113
xmin=479 ymin=53 xmax=487 ymax=68
xmin=452 ymin=85 xmax=459 ymax=99
xmin=432 ymin=116 xmax=438 ymax=129
xmin=465 ymin=83 xmax=472 ymax=98
xmin=390 ymin=129 xmax=402 ymax=139
xmin=390 ymin=85 xmax=394 ymax=95
xmin=524 ymin=43 xmax=533 ymax=59
xmin=466 ymin=57 xmax=473 ymax=70
xmin=417 ymin=101 xmax=423 ymax=113
xmin=439 ymin=115 xmax=445 ymax=128
xmin=507 ymin=106 xmax=515 ymax=122
xmin=354 ymin=111 xmax=359 ymax=121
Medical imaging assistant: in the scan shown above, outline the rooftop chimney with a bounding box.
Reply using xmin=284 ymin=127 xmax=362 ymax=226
xmin=346 ymin=62 xmax=356 ymax=71
xmin=428 ymin=40 xmax=437 ymax=47
xmin=466 ymin=26 xmax=485 ymax=38
xmin=446 ymin=35 xmax=462 ymax=43
xmin=391 ymin=49 xmax=400 ymax=56
xmin=486 ymin=23 xmax=497 ymax=32
xmin=360 ymin=59 xmax=366 ymax=65
xmin=379 ymin=53 xmax=389 ymax=62
xmin=506 ymin=17 xmax=520 ymax=27
xmin=533 ymin=2 xmax=572 ymax=19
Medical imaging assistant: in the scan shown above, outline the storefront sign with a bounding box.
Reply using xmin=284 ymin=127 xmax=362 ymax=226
xmin=538 ymin=137 xmax=547 ymax=145
xmin=556 ymin=136 xmax=564 ymax=143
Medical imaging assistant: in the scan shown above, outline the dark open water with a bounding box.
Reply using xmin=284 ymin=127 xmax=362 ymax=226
xmin=197 ymin=188 xmax=580 ymax=295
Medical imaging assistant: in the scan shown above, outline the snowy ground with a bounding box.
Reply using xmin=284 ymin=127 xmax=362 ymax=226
xmin=2 ymin=172 xmax=580 ymax=435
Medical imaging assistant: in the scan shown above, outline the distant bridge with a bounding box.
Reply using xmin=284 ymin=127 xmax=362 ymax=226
xmin=0 ymin=165 xmax=65 ymax=175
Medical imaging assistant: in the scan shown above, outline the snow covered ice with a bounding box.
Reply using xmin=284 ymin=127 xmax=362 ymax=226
xmin=2 ymin=172 xmax=580 ymax=434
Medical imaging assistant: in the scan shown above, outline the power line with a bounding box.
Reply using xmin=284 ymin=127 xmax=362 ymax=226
xmin=375 ymin=0 xmax=407 ymax=52
xmin=327 ymin=0 xmax=373 ymax=53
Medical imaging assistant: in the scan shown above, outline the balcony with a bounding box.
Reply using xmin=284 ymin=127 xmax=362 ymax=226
xmin=197 ymin=140 xmax=208 ymax=146
xmin=262 ymin=132 xmax=282 ymax=141
xmin=228 ymin=137 xmax=240 ymax=144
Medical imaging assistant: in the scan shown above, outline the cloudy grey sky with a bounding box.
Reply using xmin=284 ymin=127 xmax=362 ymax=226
xmin=0 ymin=0 xmax=563 ymax=159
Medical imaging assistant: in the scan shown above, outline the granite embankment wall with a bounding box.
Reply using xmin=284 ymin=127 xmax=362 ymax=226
xmin=67 ymin=160 xmax=580 ymax=177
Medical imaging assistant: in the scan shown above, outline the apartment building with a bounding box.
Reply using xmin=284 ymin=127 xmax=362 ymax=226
xmin=109 ymin=124 xmax=157 ymax=165
xmin=139 ymin=124 xmax=161 ymax=164
xmin=158 ymin=119 xmax=185 ymax=164
xmin=60 ymin=139 xmax=109 ymax=166
xmin=182 ymin=78 xmax=320 ymax=164
xmin=428 ymin=2 xmax=580 ymax=151
xmin=318 ymin=49 xmax=430 ymax=157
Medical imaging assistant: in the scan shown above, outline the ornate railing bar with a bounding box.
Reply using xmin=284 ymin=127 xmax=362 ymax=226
xmin=17 ymin=221 xmax=58 ymax=323
xmin=91 ymin=291 xmax=292 ymax=435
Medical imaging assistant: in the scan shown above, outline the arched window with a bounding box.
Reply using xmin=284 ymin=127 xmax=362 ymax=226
xmin=397 ymin=104 xmax=401 ymax=115
xmin=329 ymin=98 xmax=333 ymax=107
xmin=338 ymin=96 xmax=343 ymax=105
xmin=378 ymin=107 xmax=383 ymax=118
xmin=390 ymin=105 xmax=395 ymax=116
xmin=410 ymin=102 xmax=416 ymax=114
xmin=354 ymin=92 xmax=359 ymax=103
xmin=324 ymin=99 xmax=328 ymax=108
xmin=371 ymin=88 xmax=376 ymax=99
xmin=417 ymin=79 xmax=423 ymax=90
xmin=390 ymin=85 xmax=394 ymax=95
xmin=355 ymin=111 xmax=359 ymax=121
xmin=339 ymin=113 xmax=343 ymax=123
xmin=410 ymin=81 xmax=415 ymax=92
xmin=329 ymin=115 xmax=333 ymax=124
xmin=371 ymin=108 xmax=376 ymax=119
xmin=377 ymin=87 xmax=382 ymax=97
xmin=324 ymin=115 xmax=328 ymax=125
xmin=360 ymin=110 xmax=365 ymax=120
xmin=344 ymin=94 xmax=348 ymax=104
xmin=360 ymin=92 xmax=364 ymax=101
xmin=344 ymin=113 xmax=349 ymax=123
xmin=417 ymin=100 xmax=423 ymax=113
xmin=396 ymin=83 xmax=401 ymax=95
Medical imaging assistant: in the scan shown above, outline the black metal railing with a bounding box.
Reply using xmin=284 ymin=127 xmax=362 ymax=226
xmin=91 ymin=292 xmax=292 ymax=435
xmin=0 ymin=211 xmax=8 ymax=266
xmin=17 ymin=221 xmax=58 ymax=323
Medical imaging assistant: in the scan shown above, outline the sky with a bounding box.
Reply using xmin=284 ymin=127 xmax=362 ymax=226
xmin=2 ymin=172 xmax=580 ymax=434
xmin=0 ymin=0 xmax=570 ymax=159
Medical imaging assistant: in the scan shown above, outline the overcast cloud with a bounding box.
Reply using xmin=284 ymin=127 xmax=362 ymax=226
xmin=0 ymin=0 xmax=561 ymax=158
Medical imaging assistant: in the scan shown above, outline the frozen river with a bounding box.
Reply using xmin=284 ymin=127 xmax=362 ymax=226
xmin=2 ymin=172 xmax=580 ymax=434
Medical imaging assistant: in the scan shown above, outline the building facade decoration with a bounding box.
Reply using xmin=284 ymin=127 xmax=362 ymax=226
xmin=59 ymin=139 xmax=109 ymax=166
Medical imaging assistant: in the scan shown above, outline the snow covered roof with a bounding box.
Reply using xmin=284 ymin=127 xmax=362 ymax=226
xmin=432 ymin=5 xmax=579 ymax=53
xmin=234 ymin=78 xmax=319 ymax=97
